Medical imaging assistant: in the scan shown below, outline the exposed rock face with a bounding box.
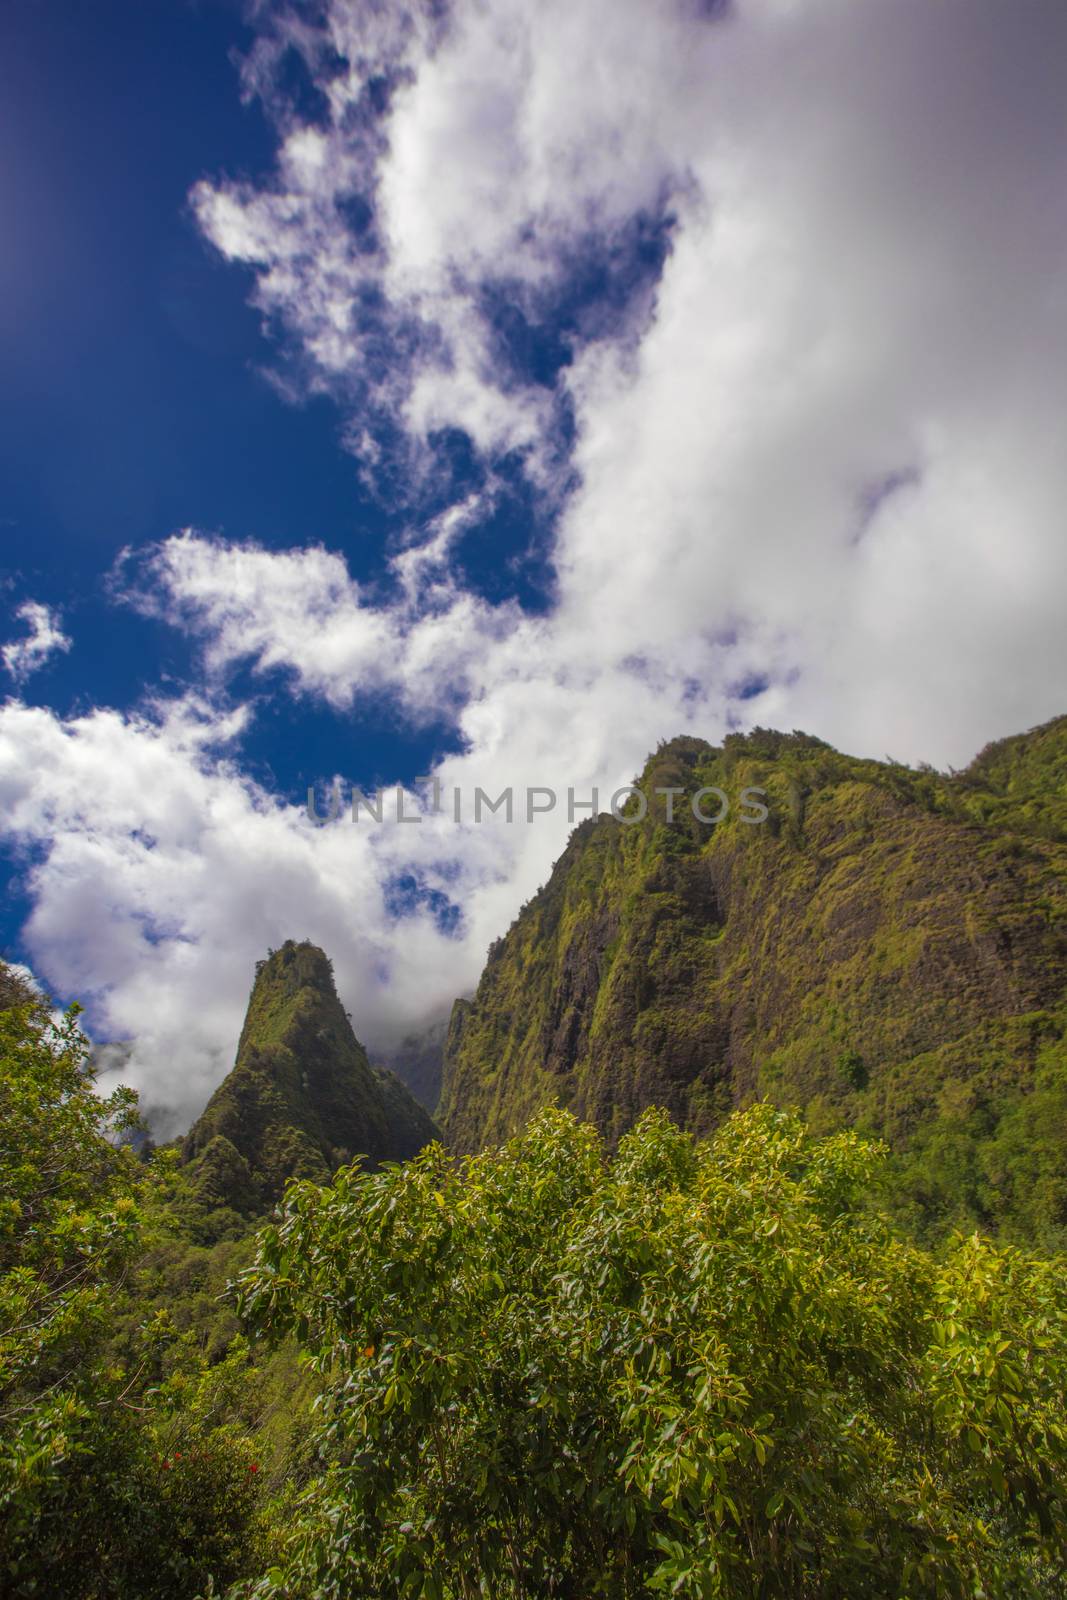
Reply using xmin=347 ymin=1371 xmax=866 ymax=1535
xmin=183 ymin=940 xmax=439 ymax=1206
xmin=438 ymin=719 xmax=1067 ymax=1158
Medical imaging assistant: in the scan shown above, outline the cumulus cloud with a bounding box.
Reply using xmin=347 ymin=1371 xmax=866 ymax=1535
xmin=0 ymin=694 xmax=479 ymax=1130
xmin=112 ymin=508 xmax=520 ymax=718
xmin=190 ymin=0 xmax=1067 ymax=765
xmin=3 ymin=601 xmax=72 ymax=683
xmin=2 ymin=0 xmax=1066 ymax=1127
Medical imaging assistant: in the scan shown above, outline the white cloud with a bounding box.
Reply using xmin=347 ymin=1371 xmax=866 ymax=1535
xmin=188 ymin=0 xmax=1067 ymax=765
xmin=0 ymin=694 xmax=492 ymax=1131
xmin=3 ymin=601 xmax=72 ymax=683
xmin=113 ymin=518 xmax=520 ymax=718
xmin=3 ymin=0 xmax=1067 ymax=1128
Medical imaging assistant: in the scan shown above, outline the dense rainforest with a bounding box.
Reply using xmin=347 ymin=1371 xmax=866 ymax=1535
xmin=2 ymin=715 xmax=1067 ymax=1598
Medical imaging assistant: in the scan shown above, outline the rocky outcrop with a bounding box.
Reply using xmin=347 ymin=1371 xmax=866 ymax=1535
xmin=183 ymin=940 xmax=440 ymax=1207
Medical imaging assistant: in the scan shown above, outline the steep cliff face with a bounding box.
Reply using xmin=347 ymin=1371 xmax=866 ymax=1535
xmin=183 ymin=940 xmax=439 ymax=1206
xmin=438 ymin=720 xmax=1067 ymax=1187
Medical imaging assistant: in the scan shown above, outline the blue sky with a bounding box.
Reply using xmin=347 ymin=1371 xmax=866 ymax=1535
xmin=2 ymin=0 xmax=1065 ymax=1128
xmin=0 ymin=0 xmax=462 ymax=782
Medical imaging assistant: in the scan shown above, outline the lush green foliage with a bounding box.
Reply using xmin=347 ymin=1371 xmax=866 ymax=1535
xmin=0 ymin=984 xmax=275 ymax=1599
xmin=884 ymin=1016 xmax=1067 ymax=1251
xmin=228 ymin=1106 xmax=1067 ymax=1599
xmin=0 ymin=992 xmax=141 ymax=1519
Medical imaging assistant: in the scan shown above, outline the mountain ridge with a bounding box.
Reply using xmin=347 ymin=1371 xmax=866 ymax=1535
xmin=437 ymin=716 xmax=1067 ymax=1239
xmin=182 ymin=939 xmax=439 ymax=1208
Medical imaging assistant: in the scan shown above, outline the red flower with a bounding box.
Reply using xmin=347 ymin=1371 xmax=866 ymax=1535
xmin=249 ymin=1463 xmax=259 ymax=1474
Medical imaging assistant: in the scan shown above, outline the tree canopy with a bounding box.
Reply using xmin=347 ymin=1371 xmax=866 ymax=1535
xmin=229 ymin=1105 xmax=1067 ymax=1599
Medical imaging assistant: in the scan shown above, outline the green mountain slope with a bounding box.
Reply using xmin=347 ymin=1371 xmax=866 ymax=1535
xmin=183 ymin=940 xmax=439 ymax=1207
xmin=438 ymin=718 xmax=1067 ymax=1241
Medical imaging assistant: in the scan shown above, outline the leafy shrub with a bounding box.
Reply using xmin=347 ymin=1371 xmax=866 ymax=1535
xmin=227 ymin=1105 xmax=1067 ymax=1599
xmin=0 ymin=988 xmax=269 ymax=1598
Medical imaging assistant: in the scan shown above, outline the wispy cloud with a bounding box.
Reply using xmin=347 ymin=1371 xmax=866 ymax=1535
xmin=2 ymin=601 xmax=72 ymax=684
xmin=112 ymin=518 xmax=519 ymax=719
xmin=190 ymin=0 xmax=681 ymax=496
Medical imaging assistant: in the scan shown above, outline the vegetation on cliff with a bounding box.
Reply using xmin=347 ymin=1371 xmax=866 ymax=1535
xmin=183 ymin=940 xmax=439 ymax=1208
xmin=438 ymin=718 xmax=1067 ymax=1246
